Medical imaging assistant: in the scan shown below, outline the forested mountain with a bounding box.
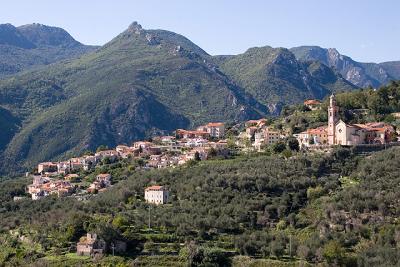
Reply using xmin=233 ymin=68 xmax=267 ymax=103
xmin=291 ymin=46 xmax=400 ymax=88
xmin=0 ymin=22 xmax=266 ymax=174
xmin=1 ymin=21 xmax=399 ymax=175
xmin=0 ymin=23 xmax=98 ymax=77
xmin=215 ymin=46 xmax=357 ymax=113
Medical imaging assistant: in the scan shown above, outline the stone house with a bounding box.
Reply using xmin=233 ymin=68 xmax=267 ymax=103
xmin=76 ymin=233 xmax=106 ymax=257
xmin=37 ymin=162 xmax=58 ymax=174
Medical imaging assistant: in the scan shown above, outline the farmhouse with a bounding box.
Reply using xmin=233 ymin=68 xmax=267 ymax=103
xmin=144 ymin=185 xmax=169 ymax=205
xmin=76 ymin=233 xmax=106 ymax=257
xmin=304 ymin=99 xmax=322 ymax=110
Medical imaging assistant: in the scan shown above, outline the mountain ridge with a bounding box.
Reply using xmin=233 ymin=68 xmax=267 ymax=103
xmin=0 ymin=21 xmax=398 ymax=175
xmin=215 ymin=45 xmax=357 ymax=113
xmin=0 ymin=23 xmax=98 ymax=78
xmin=0 ymin=22 xmax=266 ymax=174
xmin=290 ymin=45 xmax=400 ymax=87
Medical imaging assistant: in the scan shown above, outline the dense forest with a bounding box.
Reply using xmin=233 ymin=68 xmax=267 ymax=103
xmin=0 ymin=145 xmax=399 ymax=266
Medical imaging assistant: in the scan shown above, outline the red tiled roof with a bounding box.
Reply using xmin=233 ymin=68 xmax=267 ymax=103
xmin=246 ymin=118 xmax=267 ymax=124
xmin=145 ymin=185 xmax=164 ymax=191
xmin=207 ymin=122 xmax=224 ymax=127
xmin=39 ymin=162 xmax=58 ymax=166
xmin=177 ymin=129 xmax=209 ymax=135
xmin=307 ymin=126 xmax=327 ymax=134
xmin=304 ymin=99 xmax=321 ymax=105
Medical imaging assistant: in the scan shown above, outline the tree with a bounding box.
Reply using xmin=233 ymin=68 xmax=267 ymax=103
xmin=112 ymin=215 xmax=129 ymax=230
xmin=323 ymin=240 xmax=346 ymax=265
xmin=179 ymin=241 xmax=202 ymax=266
xmin=227 ymin=137 xmax=236 ymax=149
xmin=208 ymin=148 xmax=218 ymax=158
xmin=282 ymin=149 xmax=292 ymax=159
xmin=243 ymin=137 xmax=252 ymax=148
xmin=194 ymin=151 xmax=201 ymax=161
xmin=96 ymin=145 xmax=109 ymax=152
xmin=270 ymin=239 xmax=285 ymax=259
xmin=272 ymin=142 xmax=286 ymax=153
xmin=287 ymin=138 xmax=299 ymax=151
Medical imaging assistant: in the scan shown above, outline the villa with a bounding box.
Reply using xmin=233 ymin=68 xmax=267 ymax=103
xmin=304 ymin=99 xmax=322 ymax=110
xmin=144 ymin=185 xmax=169 ymax=205
xmin=197 ymin=122 xmax=225 ymax=138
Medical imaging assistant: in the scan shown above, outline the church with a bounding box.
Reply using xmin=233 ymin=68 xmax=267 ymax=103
xmin=327 ymin=94 xmax=394 ymax=146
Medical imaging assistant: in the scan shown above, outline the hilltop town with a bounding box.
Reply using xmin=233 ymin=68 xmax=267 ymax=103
xmin=24 ymin=95 xmax=400 ymax=201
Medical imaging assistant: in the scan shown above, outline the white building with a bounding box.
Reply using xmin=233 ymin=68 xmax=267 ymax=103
xmin=253 ymin=127 xmax=281 ymax=150
xmin=144 ymin=185 xmax=169 ymax=205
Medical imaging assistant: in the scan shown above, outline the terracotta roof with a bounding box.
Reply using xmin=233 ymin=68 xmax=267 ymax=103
xmin=145 ymin=185 xmax=165 ymax=191
xmin=39 ymin=162 xmax=58 ymax=166
xmin=207 ymin=122 xmax=224 ymax=127
xmin=177 ymin=129 xmax=209 ymax=135
xmin=97 ymin=173 xmax=111 ymax=178
xmin=304 ymin=99 xmax=321 ymax=105
xmin=307 ymin=126 xmax=327 ymax=134
xmin=353 ymin=124 xmax=370 ymax=129
xmin=370 ymin=127 xmax=386 ymax=132
xmin=246 ymin=119 xmax=267 ymax=124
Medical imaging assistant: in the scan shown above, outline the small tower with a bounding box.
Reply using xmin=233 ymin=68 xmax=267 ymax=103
xmin=328 ymin=94 xmax=339 ymax=145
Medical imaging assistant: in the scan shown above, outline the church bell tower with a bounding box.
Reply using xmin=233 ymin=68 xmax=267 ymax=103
xmin=328 ymin=94 xmax=339 ymax=145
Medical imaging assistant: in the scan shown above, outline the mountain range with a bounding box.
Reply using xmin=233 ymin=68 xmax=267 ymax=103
xmin=0 ymin=23 xmax=98 ymax=78
xmin=0 ymin=22 xmax=399 ymax=175
xmin=290 ymin=46 xmax=400 ymax=88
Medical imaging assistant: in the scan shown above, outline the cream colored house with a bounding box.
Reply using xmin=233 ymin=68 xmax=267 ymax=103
xmin=295 ymin=126 xmax=328 ymax=148
xmin=197 ymin=122 xmax=225 ymax=138
xmin=144 ymin=185 xmax=169 ymax=205
xmin=253 ymin=127 xmax=281 ymax=150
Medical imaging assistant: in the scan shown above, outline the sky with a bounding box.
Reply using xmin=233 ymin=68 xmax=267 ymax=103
xmin=1 ymin=0 xmax=399 ymax=63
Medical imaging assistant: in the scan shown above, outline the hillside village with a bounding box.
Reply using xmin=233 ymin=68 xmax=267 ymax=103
xmin=25 ymin=95 xmax=400 ymax=201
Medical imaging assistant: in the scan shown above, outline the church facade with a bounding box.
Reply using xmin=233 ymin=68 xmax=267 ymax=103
xmin=327 ymin=94 xmax=394 ymax=146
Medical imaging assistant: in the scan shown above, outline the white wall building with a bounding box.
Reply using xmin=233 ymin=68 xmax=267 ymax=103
xmin=144 ymin=185 xmax=169 ymax=205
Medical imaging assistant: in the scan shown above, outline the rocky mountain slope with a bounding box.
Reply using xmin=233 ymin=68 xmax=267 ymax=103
xmin=215 ymin=46 xmax=357 ymax=113
xmin=0 ymin=22 xmax=266 ymax=174
xmin=291 ymin=46 xmax=400 ymax=88
xmin=0 ymin=23 xmax=98 ymax=77
xmin=2 ymin=22 xmax=393 ymax=175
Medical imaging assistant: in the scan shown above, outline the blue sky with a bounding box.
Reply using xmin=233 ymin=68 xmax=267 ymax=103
xmin=1 ymin=0 xmax=399 ymax=62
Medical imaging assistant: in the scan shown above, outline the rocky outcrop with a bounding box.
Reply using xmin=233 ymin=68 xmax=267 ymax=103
xmin=291 ymin=46 xmax=400 ymax=88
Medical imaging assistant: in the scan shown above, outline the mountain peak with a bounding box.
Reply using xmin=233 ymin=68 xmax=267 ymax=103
xmin=17 ymin=23 xmax=81 ymax=47
xmin=0 ymin=23 xmax=36 ymax=49
xmin=127 ymin=21 xmax=144 ymax=35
